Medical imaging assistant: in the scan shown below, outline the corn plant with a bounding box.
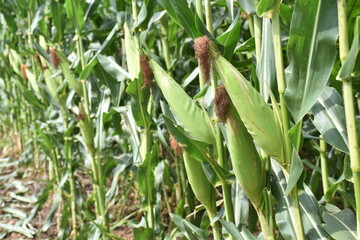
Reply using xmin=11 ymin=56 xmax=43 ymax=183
xmin=0 ymin=0 xmax=359 ymax=239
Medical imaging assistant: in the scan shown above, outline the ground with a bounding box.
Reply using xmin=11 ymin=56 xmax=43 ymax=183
xmin=0 ymin=135 xmax=134 ymax=240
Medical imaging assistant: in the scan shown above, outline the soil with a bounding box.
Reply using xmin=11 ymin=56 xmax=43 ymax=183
xmin=0 ymin=134 xmax=135 ymax=240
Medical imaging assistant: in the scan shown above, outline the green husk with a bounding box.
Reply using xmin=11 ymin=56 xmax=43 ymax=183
xmin=226 ymin=106 xmax=266 ymax=208
xmin=78 ymin=104 xmax=95 ymax=154
xmin=210 ymin=47 xmax=284 ymax=161
xmin=55 ymin=48 xmax=83 ymax=97
xmin=150 ymin=59 xmax=215 ymax=144
xmin=183 ymin=152 xmax=216 ymax=211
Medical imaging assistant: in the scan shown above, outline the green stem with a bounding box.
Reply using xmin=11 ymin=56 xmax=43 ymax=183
xmin=337 ymin=0 xmax=349 ymax=63
xmin=205 ymin=205 xmax=221 ymax=240
xmin=272 ymin=13 xmax=291 ymax=166
xmin=248 ymin=15 xmax=255 ymax=38
xmin=215 ymin=123 xmax=235 ymax=224
xmin=75 ymin=27 xmax=108 ymax=231
xmin=257 ymin=208 xmax=275 ymax=240
xmin=160 ymin=18 xmax=172 ymax=70
xmin=132 ymin=0 xmax=138 ymax=20
xmin=89 ymin=151 xmax=109 ymax=228
xmin=204 ymin=0 xmax=213 ymax=34
xmin=272 ymin=12 xmax=305 ymax=240
xmin=320 ymin=137 xmax=329 ymax=194
xmin=51 ymin=149 xmax=61 ymax=184
xmin=337 ymin=1 xmax=360 ymax=238
xmin=174 ymin=156 xmax=183 ymax=204
xmin=254 ymin=15 xmax=262 ymax=63
xmin=63 ymin=110 xmax=78 ymax=239
xmin=196 ymin=0 xmax=204 ymax=22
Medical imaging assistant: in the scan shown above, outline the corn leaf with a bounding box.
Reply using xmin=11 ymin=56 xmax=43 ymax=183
xmin=312 ymin=87 xmax=349 ymax=153
xmin=171 ymin=214 xmax=208 ymax=240
xmin=256 ymin=0 xmax=281 ymax=19
xmin=256 ymin=18 xmax=276 ymax=102
xmin=157 ymin=0 xmax=210 ymax=39
xmin=65 ymin=0 xmax=84 ymax=31
xmin=217 ymin=13 xmax=241 ymax=59
xmin=284 ymin=149 xmax=303 ymax=196
xmin=285 ymin=0 xmax=338 ymax=123
xmin=162 ymin=112 xmax=231 ymax=186
xmin=220 ymin=220 xmax=257 ymax=240
xmin=298 ymin=186 xmax=328 ymax=239
xmin=271 ymin=159 xmax=299 ymax=240
xmin=50 ymin=0 xmax=64 ymax=42
xmin=272 ymin=160 xmax=328 ymax=239
xmin=237 ymin=0 xmax=256 ymax=15
xmin=323 ymin=209 xmax=357 ymax=240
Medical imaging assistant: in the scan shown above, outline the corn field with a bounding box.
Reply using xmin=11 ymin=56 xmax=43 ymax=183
xmin=0 ymin=0 xmax=359 ymax=239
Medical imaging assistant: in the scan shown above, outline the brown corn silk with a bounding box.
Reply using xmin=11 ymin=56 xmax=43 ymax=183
xmin=140 ymin=55 xmax=154 ymax=88
xmin=169 ymin=134 xmax=183 ymax=156
xmin=35 ymin=53 xmax=46 ymax=72
xmin=214 ymin=85 xmax=230 ymax=122
xmin=194 ymin=36 xmax=211 ymax=83
xmin=20 ymin=64 xmax=28 ymax=81
xmin=50 ymin=47 xmax=59 ymax=69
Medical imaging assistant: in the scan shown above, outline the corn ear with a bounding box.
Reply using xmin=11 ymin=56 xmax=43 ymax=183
xmin=124 ymin=23 xmax=140 ymax=80
xmin=55 ymin=48 xmax=83 ymax=97
xmin=183 ymin=152 xmax=216 ymax=212
xmin=24 ymin=67 xmax=40 ymax=95
xmin=43 ymin=69 xmax=66 ymax=106
xmin=226 ymin=106 xmax=266 ymax=208
xmin=8 ymin=49 xmax=22 ymax=75
xmin=210 ymin=47 xmax=284 ymax=160
xmin=150 ymin=59 xmax=215 ymax=144
xmin=78 ymin=104 xmax=95 ymax=155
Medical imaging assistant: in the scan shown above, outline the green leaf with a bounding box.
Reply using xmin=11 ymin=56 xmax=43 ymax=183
xmin=238 ymin=0 xmax=256 ymax=15
xmin=323 ymin=209 xmax=357 ymax=240
xmin=65 ymin=0 xmax=85 ymax=31
xmin=235 ymin=37 xmax=255 ymax=53
xmin=217 ymin=13 xmax=241 ymax=59
xmin=171 ymin=214 xmax=208 ymax=240
xmin=31 ymin=3 xmax=45 ymax=32
xmin=51 ymin=0 xmax=64 ymax=42
xmin=284 ymin=149 xmax=304 ymax=196
xmin=285 ymin=0 xmax=338 ymax=123
xmin=221 ymin=220 xmax=257 ymax=239
xmin=288 ymin=121 xmax=303 ymax=152
xmin=157 ymin=0 xmax=211 ymax=39
xmin=312 ymin=87 xmax=349 ymax=153
xmin=256 ymin=0 xmax=281 ymax=18
xmin=298 ymin=186 xmax=328 ymax=239
xmin=162 ymin=115 xmax=210 ymax=164
xmin=270 ymin=159 xmax=298 ymax=240
xmin=256 ymin=18 xmax=276 ymax=102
